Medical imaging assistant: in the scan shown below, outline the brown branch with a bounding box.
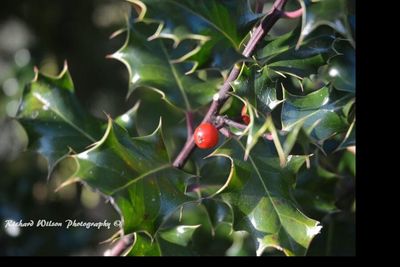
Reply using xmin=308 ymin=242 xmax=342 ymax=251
xmin=172 ymin=0 xmax=289 ymax=168
xmin=104 ymin=234 xmax=134 ymax=256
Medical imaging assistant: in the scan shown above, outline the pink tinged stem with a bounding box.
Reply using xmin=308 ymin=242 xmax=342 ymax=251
xmin=104 ymin=234 xmax=134 ymax=256
xmin=281 ymin=7 xmax=303 ymax=19
xmin=219 ymin=127 xmax=232 ymax=138
xmin=185 ymin=111 xmax=194 ymax=140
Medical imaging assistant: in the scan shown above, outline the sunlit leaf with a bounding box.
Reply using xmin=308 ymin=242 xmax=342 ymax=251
xmin=111 ymin=21 xmax=223 ymax=111
xmin=257 ymin=26 xmax=335 ymax=77
xmin=16 ymin=64 xmax=103 ymax=176
xmin=298 ymin=0 xmax=354 ymax=48
xmin=207 ymin=138 xmax=321 ymax=256
xmin=281 ymin=86 xmax=350 ymax=144
xmin=231 ymin=65 xmax=283 ymax=113
xmin=318 ymin=39 xmax=355 ymax=93
xmin=65 ymin=119 xmax=194 ymax=235
xmin=129 ymin=0 xmax=261 ymax=70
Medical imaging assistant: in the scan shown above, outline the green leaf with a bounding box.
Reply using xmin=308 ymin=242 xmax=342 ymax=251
xmin=128 ymin=229 xmax=198 ymax=256
xmin=231 ymin=65 xmax=284 ymax=113
xmin=127 ymin=233 xmax=161 ymax=256
xmin=244 ymin=112 xmax=289 ymax=168
xmin=130 ymin=88 xmax=187 ymax=159
xmin=130 ymin=0 xmax=261 ymax=70
xmin=196 ymin=156 xmax=233 ymax=198
xmin=64 ymin=118 xmax=194 ymax=235
xmin=257 ymin=27 xmax=335 ymax=77
xmin=225 ymin=231 xmax=254 ymax=256
xmin=208 ymin=138 xmax=321 ymax=256
xmin=201 ymin=199 xmax=233 ymax=233
xmin=298 ymin=0 xmax=354 ymax=48
xmin=336 ymin=120 xmax=355 ymax=151
xmin=111 ymin=21 xmax=222 ymax=111
xmin=318 ymin=39 xmax=355 ymax=93
xmin=295 ymin=160 xmax=340 ymax=215
xmin=338 ymin=150 xmax=355 ymax=177
xmin=244 ymin=105 xmax=270 ymax=161
xmin=284 ymin=86 xmax=330 ymax=109
xmin=16 ymin=64 xmax=103 ymax=176
xmin=282 ymin=121 xmax=304 ymax=157
xmin=342 ymin=97 xmax=355 ymax=119
xmin=230 ymin=66 xmax=286 ymax=162
xmin=301 ymin=75 xmax=327 ymax=94
xmin=115 ymin=101 xmax=140 ymax=137
xmin=159 ymin=224 xmax=201 ymax=246
xmin=281 ymin=86 xmax=350 ymax=143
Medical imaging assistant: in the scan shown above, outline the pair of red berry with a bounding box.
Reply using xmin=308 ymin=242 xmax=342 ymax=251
xmin=194 ymin=105 xmax=250 ymax=149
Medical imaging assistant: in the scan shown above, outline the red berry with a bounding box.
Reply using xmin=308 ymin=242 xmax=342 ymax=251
xmin=194 ymin=123 xmax=219 ymax=149
xmin=242 ymin=114 xmax=250 ymax=125
xmin=241 ymin=105 xmax=250 ymax=125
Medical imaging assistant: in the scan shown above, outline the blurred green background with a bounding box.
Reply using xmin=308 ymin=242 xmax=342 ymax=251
xmin=1 ymin=0 xmax=355 ymax=256
xmin=0 ymin=0 xmax=133 ymax=256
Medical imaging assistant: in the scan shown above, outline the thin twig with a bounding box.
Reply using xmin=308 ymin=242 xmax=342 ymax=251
xmin=185 ymin=111 xmax=194 ymax=140
xmin=172 ymin=0 xmax=289 ymax=168
xmin=217 ymin=116 xmax=247 ymax=130
xmin=219 ymin=127 xmax=232 ymax=138
xmin=216 ymin=115 xmax=274 ymax=141
xmin=104 ymin=234 xmax=134 ymax=256
xmin=282 ymin=7 xmax=303 ymax=19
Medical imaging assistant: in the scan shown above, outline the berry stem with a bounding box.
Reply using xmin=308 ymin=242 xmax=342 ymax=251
xmin=216 ymin=115 xmax=273 ymax=141
xmin=172 ymin=0 xmax=289 ymax=169
xmin=216 ymin=116 xmax=247 ymax=130
xmin=219 ymin=127 xmax=233 ymax=138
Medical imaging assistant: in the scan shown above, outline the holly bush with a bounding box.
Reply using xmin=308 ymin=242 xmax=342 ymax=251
xmin=14 ymin=0 xmax=355 ymax=256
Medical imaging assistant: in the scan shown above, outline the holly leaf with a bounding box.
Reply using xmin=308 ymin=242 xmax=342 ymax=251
xmin=231 ymin=65 xmax=283 ymax=113
xmin=281 ymin=86 xmax=350 ymax=144
xmin=115 ymin=101 xmax=140 ymax=137
xmin=256 ymin=27 xmax=335 ymax=77
xmin=126 ymin=88 xmax=188 ymax=162
xmin=200 ymin=199 xmax=233 ymax=234
xmin=207 ymin=138 xmax=321 ymax=256
xmin=62 ymin=118 xmax=194 ymax=236
xmin=336 ymin=120 xmax=355 ymax=151
xmin=127 ymin=199 xmax=232 ymax=256
xmin=298 ymin=0 xmax=354 ymax=48
xmin=127 ymin=225 xmax=200 ymax=256
xmin=318 ymin=39 xmax=355 ymax=93
xmin=229 ymin=66 xmax=285 ymax=162
xmin=129 ymin=0 xmax=261 ymax=70
xmin=295 ymin=160 xmax=340 ymax=216
xmin=15 ymin=64 xmax=103 ymax=176
xmin=111 ymin=21 xmax=222 ymax=111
